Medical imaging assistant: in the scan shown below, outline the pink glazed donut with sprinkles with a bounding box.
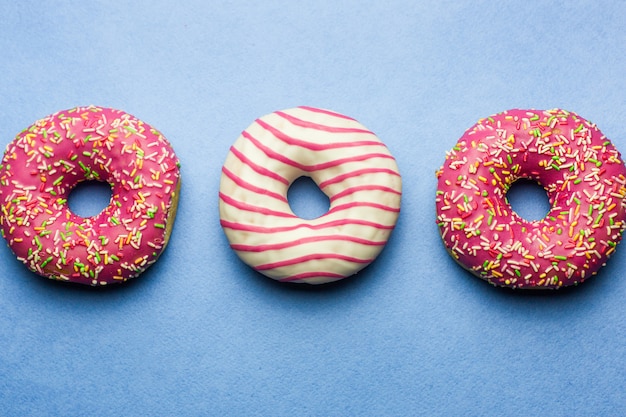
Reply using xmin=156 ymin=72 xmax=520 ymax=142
xmin=436 ymin=109 xmax=626 ymax=289
xmin=219 ymin=106 xmax=402 ymax=284
xmin=0 ymin=106 xmax=181 ymax=286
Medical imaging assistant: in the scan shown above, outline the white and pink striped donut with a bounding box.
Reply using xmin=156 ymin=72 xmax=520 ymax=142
xmin=219 ymin=106 xmax=402 ymax=284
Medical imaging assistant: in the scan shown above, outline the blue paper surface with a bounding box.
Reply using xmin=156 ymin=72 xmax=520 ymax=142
xmin=1 ymin=1 xmax=625 ymax=416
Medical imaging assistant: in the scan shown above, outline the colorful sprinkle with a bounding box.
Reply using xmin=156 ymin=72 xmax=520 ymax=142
xmin=436 ymin=108 xmax=626 ymax=289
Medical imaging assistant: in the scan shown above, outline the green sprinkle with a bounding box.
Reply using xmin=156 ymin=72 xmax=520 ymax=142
xmin=574 ymin=179 xmax=582 ymax=185
xmin=154 ymin=223 xmax=165 ymax=229
xmin=110 ymin=217 xmax=120 ymax=225
xmin=574 ymin=123 xmax=583 ymax=133
xmin=53 ymin=176 xmax=64 ymax=186
xmin=41 ymin=256 xmax=53 ymax=268
xmin=554 ymin=255 xmax=568 ymax=261
xmin=573 ymin=197 xmax=581 ymax=205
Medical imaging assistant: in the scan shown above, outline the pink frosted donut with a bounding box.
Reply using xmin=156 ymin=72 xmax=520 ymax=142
xmin=0 ymin=106 xmax=181 ymax=285
xmin=436 ymin=109 xmax=626 ymax=289
xmin=219 ymin=106 xmax=402 ymax=284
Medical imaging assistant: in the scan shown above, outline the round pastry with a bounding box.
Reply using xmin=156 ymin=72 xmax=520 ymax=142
xmin=219 ymin=106 xmax=402 ymax=284
xmin=436 ymin=108 xmax=626 ymax=289
xmin=0 ymin=106 xmax=181 ymax=285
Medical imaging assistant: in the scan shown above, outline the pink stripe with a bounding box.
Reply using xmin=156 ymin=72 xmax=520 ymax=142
xmin=329 ymin=185 xmax=402 ymax=203
xmin=220 ymin=218 xmax=396 ymax=233
xmin=319 ymin=168 xmax=401 ymax=189
xmin=256 ymin=253 xmax=372 ymax=271
xmin=274 ymin=111 xmax=373 ymax=134
xmin=279 ymin=271 xmax=345 ymax=282
xmin=230 ymin=235 xmax=386 ymax=252
xmin=230 ymin=146 xmax=289 ymax=185
xmin=243 ymin=131 xmax=395 ymax=172
xmin=219 ymin=192 xmax=293 ymax=218
xmin=255 ymin=118 xmax=383 ymax=150
xmin=328 ymin=201 xmax=401 ymax=215
xmin=222 ymin=166 xmax=287 ymax=203
xmin=297 ymin=106 xmax=356 ymax=121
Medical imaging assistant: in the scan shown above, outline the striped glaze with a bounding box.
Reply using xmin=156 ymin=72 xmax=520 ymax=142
xmin=219 ymin=107 xmax=402 ymax=284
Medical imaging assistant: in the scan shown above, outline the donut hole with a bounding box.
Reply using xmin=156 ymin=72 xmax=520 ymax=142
xmin=287 ymin=176 xmax=330 ymax=220
xmin=68 ymin=180 xmax=113 ymax=218
xmin=506 ymin=178 xmax=551 ymax=221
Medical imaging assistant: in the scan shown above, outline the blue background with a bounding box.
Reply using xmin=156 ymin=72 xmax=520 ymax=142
xmin=1 ymin=1 xmax=625 ymax=416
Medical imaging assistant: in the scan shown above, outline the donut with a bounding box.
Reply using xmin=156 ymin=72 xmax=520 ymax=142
xmin=0 ymin=106 xmax=181 ymax=286
xmin=219 ymin=106 xmax=402 ymax=284
xmin=436 ymin=108 xmax=626 ymax=289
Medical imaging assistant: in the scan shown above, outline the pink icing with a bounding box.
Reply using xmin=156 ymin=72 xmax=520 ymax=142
xmin=436 ymin=109 xmax=626 ymax=289
xmin=0 ymin=106 xmax=181 ymax=285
